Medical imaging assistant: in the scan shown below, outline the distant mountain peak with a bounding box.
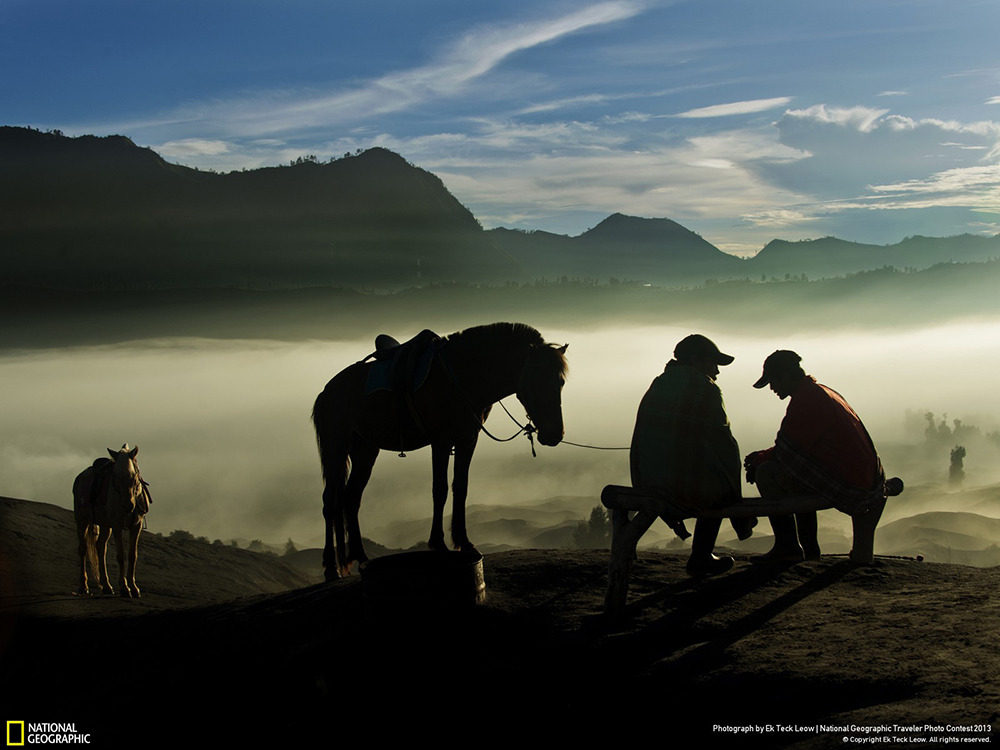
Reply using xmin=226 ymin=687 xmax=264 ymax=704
xmin=582 ymin=213 xmax=698 ymax=241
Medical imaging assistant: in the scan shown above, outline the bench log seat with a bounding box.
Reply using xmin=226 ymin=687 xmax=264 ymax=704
xmin=600 ymin=484 xmax=890 ymax=616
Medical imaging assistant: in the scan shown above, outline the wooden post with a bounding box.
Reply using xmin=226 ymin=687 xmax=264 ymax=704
xmin=604 ymin=506 xmax=656 ymax=616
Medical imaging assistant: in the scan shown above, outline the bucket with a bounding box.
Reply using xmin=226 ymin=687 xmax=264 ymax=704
xmin=360 ymin=550 xmax=486 ymax=617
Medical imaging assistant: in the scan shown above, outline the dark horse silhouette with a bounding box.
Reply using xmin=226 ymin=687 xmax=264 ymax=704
xmin=312 ymin=322 xmax=568 ymax=580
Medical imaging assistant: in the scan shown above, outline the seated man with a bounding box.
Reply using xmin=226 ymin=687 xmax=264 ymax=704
xmin=630 ymin=334 xmax=755 ymax=577
xmin=746 ymin=350 xmax=887 ymax=562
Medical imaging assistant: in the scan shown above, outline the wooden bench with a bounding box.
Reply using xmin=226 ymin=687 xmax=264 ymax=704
xmin=600 ymin=484 xmax=895 ymax=616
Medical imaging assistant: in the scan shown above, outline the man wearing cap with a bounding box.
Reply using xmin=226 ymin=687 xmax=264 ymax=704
xmin=630 ymin=334 xmax=755 ymax=577
xmin=746 ymin=350 xmax=885 ymax=562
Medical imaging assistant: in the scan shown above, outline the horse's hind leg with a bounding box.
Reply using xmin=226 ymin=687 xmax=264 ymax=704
xmin=429 ymin=442 xmax=451 ymax=551
xmin=321 ymin=445 xmax=350 ymax=582
xmin=343 ymin=439 xmax=378 ymax=574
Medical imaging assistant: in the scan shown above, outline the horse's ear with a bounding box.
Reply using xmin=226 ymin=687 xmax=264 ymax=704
xmin=129 ymin=446 xmax=139 ymax=459
xmin=108 ymin=448 xmax=116 ymax=459
xmin=558 ymin=343 xmax=568 ymax=353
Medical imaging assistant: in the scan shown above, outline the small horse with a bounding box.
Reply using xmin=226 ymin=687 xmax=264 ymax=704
xmin=73 ymin=444 xmax=147 ymax=598
xmin=312 ymin=322 xmax=568 ymax=580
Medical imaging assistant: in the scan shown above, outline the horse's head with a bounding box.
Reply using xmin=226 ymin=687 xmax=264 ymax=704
xmin=108 ymin=444 xmax=142 ymax=512
xmin=516 ymin=343 xmax=568 ymax=447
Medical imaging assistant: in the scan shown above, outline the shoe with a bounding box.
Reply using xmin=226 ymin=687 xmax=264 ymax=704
xmin=750 ymin=546 xmax=805 ymax=565
xmin=686 ymin=554 xmax=734 ymax=577
xmin=803 ymin=546 xmax=822 ymax=561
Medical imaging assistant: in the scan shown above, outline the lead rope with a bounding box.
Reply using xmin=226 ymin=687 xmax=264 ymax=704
xmin=494 ymin=400 xmax=537 ymax=457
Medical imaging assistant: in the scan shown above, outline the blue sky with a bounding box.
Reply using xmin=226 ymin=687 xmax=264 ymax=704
xmin=3 ymin=0 xmax=999 ymax=254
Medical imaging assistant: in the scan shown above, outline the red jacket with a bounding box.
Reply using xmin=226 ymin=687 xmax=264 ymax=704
xmin=755 ymin=376 xmax=876 ymax=489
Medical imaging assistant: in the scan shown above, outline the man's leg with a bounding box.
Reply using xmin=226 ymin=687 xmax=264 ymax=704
xmin=796 ymin=511 xmax=820 ymax=560
xmin=754 ymin=461 xmax=813 ymax=562
xmin=686 ymin=517 xmax=734 ymax=577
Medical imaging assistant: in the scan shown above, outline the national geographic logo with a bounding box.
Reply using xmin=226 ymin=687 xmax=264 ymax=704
xmin=6 ymin=722 xmax=91 ymax=745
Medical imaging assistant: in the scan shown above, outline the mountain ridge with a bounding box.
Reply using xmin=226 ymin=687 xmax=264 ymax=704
xmin=3 ymin=126 xmax=999 ymax=290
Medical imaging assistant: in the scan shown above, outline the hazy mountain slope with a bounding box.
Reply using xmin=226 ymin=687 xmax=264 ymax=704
xmin=490 ymin=213 xmax=747 ymax=284
xmin=0 ymin=127 xmax=523 ymax=289
xmin=749 ymin=234 xmax=1000 ymax=279
xmin=877 ymin=511 xmax=1000 ymax=566
xmin=0 ymin=495 xmax=315 ymax=601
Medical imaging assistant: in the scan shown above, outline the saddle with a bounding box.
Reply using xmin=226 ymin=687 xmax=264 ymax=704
xmin=362 ymin=329 xmax=442 ymax=449
xmin=363 ymin=329 xmax=441 ymax=396
xmin=83 ymin=458 xmax=113 ymax=508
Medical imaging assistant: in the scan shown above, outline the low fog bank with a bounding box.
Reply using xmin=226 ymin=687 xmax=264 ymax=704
xmin=4 ymin=258 xmax=1000 ymax=351
xmin=4 ymin=317 xmax=1000 ymax=553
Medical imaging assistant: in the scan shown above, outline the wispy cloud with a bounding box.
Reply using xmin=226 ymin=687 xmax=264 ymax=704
xmin=784 ymin=104 xmax=889 ymax=132
xmin=123 ymin=2 xmax=647 ymax=139
xmin=154 ymin=138 xmax=232 ymax=157
xmin=674 ymin=97 xmax=793 ymax=119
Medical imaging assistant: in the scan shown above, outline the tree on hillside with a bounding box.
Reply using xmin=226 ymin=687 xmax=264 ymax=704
xmin=573 ymin=506 xmax=611 ymax=549
xmin=950 ymin=445 xmax=966 ymax=488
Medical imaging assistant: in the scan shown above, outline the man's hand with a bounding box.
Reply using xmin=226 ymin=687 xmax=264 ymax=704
xmin=743 ymin=452 xmax=759 ymax=484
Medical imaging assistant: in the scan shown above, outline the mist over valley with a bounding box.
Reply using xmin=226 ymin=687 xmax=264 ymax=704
xmin=3 ymin=128 xmax=1000 ymax=568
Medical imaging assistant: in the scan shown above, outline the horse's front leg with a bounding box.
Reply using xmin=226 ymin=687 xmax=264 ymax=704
xmin=77 ymin=524 xmax=91 ymax=595
xmin=96 ymin=525 xmax=114 ymax=595
xmin=450 ymin=433 xmax=480 ymax=553
xmin=428 ymin=443 xmax=451 ymax=551
xmin=126 ymin=520 xmax=142 ymax=598
xmin=113 ymin=526 xmax=131 ymax=598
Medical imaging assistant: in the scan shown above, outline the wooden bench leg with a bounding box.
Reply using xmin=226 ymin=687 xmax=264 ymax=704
xmin=849 ymin=496 xmax=886 ymax=565
xmin=605 ymin=508 xmax=657 ymax=616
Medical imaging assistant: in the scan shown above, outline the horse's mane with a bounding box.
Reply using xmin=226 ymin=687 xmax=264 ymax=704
xmin=446 ymin=322 xmax=568 ymax=378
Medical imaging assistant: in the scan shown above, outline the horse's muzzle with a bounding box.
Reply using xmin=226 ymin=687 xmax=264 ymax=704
xmin=537 ymin=428 xmax=564 ymax=447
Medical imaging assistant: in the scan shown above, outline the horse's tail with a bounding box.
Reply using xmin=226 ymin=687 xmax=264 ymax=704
xmin=312 ymin=390 xmax=347 ymax=481
xmin=312 ymin=388 xmax=350 ymax=578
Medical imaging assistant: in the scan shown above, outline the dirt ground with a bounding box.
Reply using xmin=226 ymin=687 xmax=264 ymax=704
xmin=1 ymin=497 xmax=997 ymax=747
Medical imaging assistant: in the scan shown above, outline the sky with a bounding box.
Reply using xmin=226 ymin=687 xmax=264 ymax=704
xmin=3 ymin=0 xmax=1000 ymax=254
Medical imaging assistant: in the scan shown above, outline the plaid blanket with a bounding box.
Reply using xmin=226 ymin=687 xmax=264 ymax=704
xmin=773 ymin=432 xmax=886 ymax=516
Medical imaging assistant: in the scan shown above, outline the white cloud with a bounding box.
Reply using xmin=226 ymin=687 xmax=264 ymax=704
xmin=871 ymin=163 xmax=1000 ymax=197
xmin=783 ymin=104 xmax=889 ymax=133
xmin=741 ymin=208 xmax=819 ymax=228
xmin=153 ymin=138 xmax=232 ymax=157
xmin=675 ymin=97 xmax=793 ymax=119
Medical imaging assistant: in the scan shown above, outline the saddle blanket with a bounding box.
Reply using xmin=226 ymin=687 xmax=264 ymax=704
xmin=364 ymin=329 xmax=441 ymax=396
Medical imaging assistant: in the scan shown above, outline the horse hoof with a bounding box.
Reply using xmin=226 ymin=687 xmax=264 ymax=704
xmin=120 ymin=588 xmax=132 ymax=599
